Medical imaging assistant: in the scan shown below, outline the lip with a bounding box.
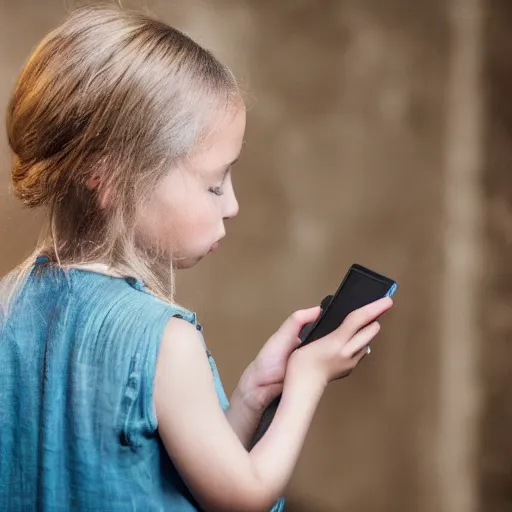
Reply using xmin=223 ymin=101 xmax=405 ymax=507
xmin=210 ymin=241 xmax=220 ymax=252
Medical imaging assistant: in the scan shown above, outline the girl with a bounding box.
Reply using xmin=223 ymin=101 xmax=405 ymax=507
xmin=0 ymin=5 xmax=392 ymax=512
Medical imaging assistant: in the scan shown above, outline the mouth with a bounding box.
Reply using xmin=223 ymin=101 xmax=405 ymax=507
xmin=209 ymin=241 xmax=220 ymax=253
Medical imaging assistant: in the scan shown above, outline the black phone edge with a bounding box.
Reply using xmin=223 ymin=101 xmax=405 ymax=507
xmin=299 ymin=264 xmax=395 ymax=348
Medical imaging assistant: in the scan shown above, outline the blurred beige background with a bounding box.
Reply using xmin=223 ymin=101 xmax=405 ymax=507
xmin=1 ymin=1 xmax=511 ymax=511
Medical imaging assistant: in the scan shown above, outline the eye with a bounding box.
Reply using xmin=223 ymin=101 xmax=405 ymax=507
xmin=208 ymin=186 xmax=224 ymax=196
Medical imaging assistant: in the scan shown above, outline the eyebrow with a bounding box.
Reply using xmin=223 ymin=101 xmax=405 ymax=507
xmin=219 ymin=152 xmax=242 ymax=175
xmin=228 ymin=155 xmax=241 ymax=167
xmin=217 ymin=141 xmax=245 ymax=175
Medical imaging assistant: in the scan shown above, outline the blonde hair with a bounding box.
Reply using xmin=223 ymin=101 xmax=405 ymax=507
xmin=2 ymin=4 xmax=241 ymax=309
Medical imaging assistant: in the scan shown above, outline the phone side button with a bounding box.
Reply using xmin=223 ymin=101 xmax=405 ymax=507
xmin=386 ymin=283 xmax=398 ymax=298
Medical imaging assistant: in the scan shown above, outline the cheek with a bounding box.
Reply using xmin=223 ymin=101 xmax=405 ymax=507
xmin=178 ymin=201 xmax=218 ymax=242
xmin=136 ymin=189 xmax=184 ymax=249
xmin=137 ymin=191 xmax=217 ymax=255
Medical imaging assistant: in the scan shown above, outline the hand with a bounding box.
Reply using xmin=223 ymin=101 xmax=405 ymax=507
xmin=288 ymin=297 xmax=393 ymax=386
xmin=236 ymin=306 xmax=322 ymax=413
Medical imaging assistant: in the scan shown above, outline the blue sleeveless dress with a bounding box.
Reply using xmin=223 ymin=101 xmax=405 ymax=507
xmin=0 ymin=257 xmax=285 ymax=511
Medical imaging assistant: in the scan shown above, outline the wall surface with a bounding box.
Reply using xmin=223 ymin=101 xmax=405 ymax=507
xmin=1 ymin=1 xmax=509 ymax=511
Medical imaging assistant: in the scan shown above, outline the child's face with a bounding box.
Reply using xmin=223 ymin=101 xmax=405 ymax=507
xmin=138 ymin=104 xmax=246 ymax=268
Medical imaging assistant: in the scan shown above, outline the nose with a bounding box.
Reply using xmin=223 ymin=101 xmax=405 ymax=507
xmin=223 ymin=180 xmax=239 ymax=220
xmin=224 ymin=193 xmax=239 ymax=220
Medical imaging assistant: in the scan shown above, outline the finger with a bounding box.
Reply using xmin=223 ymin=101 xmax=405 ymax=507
xmin=344 ymin=321 xmax=381 ymax=358
xmin=353 ymin=344 xmax=371 ymax=364
xmin=339 ymin=297 xmax=392 ymax=339
xmin=277 ymin=307 xmax=322 ymax=342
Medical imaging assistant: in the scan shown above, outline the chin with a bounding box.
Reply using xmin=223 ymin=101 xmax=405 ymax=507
xmin=173 ymin=254 xmax=206 ymax=270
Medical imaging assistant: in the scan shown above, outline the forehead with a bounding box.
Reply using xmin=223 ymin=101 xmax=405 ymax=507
xmin=189 ymin=105 xmax=246 ymax=172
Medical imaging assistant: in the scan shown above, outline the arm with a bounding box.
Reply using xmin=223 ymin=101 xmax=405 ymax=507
xmin=225 ymin=307 xmax=324 ymax=450
xmin=225 ymin=385 xmax=263 ymax=450
xmin=154 ymin=298 xmax=391 ymax=512
xmin=154 ymin=318 xmax=324 ymax=512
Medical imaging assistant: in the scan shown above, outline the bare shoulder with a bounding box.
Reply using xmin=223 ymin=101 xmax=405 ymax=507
xmin=161 ymin=315 xmax=203 ymax=346
xmin=154 ymin=316 xmax=211 ymax=392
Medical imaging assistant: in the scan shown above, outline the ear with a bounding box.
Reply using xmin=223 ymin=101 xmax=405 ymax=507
xmin=86 ymin=175 xmax=112 ymax=209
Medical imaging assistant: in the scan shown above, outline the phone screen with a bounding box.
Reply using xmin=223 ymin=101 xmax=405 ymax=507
xmin=303 ymin=268 xmax=394 ymax=344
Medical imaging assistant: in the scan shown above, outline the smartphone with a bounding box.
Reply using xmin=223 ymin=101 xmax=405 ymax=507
xmin=297 ymin=264 xmax=397 ymax=346
xmin=251 ymin=264 xmax=398 ymax=446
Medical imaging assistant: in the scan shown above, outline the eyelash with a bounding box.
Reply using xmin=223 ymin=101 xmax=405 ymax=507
xmin=208 ymin=186 xmax=224 ymax=196
xmin=208 ymin=165 xmax=234 ymax=196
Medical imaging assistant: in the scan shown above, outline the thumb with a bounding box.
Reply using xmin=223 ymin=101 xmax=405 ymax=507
xmin=274 ymin=306 xmax=321 ymax=345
